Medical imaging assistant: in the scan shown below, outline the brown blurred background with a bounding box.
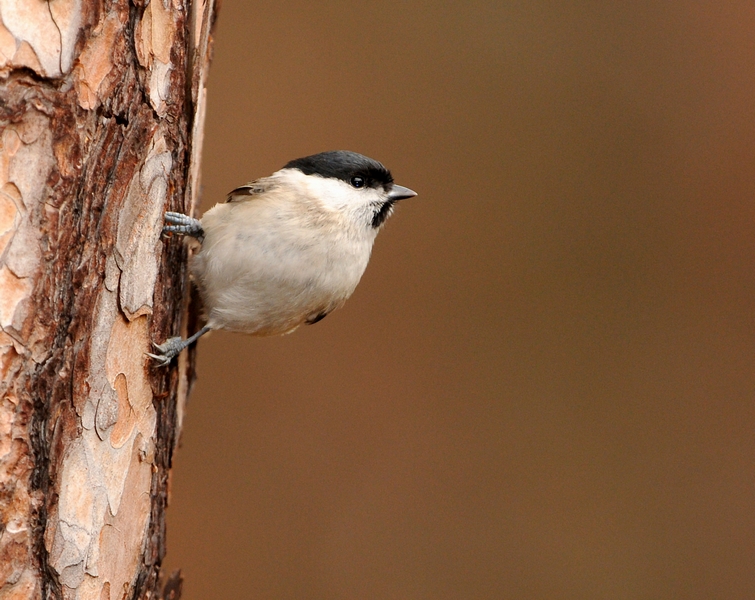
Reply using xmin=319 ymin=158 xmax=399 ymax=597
xmin=163 ymin=1 xmax=755 ymax=598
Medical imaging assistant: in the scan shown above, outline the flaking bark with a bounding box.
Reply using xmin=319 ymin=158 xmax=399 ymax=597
xmin=0 ymin=1 xmax=217 ymax=598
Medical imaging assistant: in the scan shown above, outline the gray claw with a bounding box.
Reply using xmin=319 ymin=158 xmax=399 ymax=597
xmin=146 ymin=336 xmax=187 ymax=366
xmin=162 ymin=212 xmax=204 ymax=239
xmin=145 ymin=352 xmax=172 ymax=367
xmin=147 ymin=326 xmax=211 ymax=367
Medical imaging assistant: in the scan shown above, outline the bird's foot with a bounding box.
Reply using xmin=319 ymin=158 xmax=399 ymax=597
xmin=163 ymin=211 xmax=204 ymax=239
xmin=147 ymin=326 xmax=211 ymax=366
xmin=146 ymin=336 xmax=189 ymax=367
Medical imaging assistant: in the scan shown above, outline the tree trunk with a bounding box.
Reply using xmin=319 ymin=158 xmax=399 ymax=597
xmin=0 ymin=1 xmax=217 ymax=598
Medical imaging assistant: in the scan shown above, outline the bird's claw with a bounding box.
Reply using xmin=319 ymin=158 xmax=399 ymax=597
xmin=146 ymin=337 xmax=186 ymax=367
xmin=146 ymin=326 xmax=211 ymax=367
xmin=162 ymin=212 xmax=204 ymax=239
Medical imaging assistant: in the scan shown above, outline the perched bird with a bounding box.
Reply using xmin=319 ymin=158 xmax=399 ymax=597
xmin=149 ymin=150 xmax=417 ymax=365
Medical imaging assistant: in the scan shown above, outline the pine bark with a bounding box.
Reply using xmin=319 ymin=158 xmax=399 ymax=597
xmin=0 ymin=1 xmax=217 ymax=598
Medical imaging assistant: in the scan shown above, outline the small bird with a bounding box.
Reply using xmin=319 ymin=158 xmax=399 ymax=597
xmin=149 ymin=150 xmax=417 ymax=365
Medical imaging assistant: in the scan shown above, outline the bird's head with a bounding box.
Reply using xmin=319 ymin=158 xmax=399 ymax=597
xmin=280 ymin=150 xmax=417 ymax=230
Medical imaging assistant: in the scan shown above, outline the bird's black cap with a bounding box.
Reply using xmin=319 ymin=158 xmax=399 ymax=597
xmin=284 ymin=151 xmax=394 ymax=189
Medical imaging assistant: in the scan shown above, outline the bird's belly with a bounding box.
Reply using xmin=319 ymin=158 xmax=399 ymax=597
xmin=206 ymin=275 xmax=346 ymax=336
xmin=192 ymin=228 xmax=370 ymax=335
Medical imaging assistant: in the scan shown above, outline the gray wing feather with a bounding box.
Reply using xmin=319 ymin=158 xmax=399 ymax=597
xmin=226 ymin=177 xmax=277 ymax=203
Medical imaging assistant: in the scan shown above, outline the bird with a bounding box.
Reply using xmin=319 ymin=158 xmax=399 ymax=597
xmin=148 ymin=150 xmax=417 ymax=365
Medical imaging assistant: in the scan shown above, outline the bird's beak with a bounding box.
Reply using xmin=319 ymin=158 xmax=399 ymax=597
xmin=388 ymin=184 xmax=417 ymax=202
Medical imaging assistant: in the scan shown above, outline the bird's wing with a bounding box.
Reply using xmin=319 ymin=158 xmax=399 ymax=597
xmin=225 ymin=177 xmax=278 ymax=203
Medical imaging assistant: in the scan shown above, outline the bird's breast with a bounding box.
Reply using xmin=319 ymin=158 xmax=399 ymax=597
xmin=192 ymin=199 xmax=374 ymax=334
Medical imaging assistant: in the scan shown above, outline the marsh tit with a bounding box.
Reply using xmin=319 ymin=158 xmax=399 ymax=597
xmin=148 ymin=150 xmax=417 ymax=365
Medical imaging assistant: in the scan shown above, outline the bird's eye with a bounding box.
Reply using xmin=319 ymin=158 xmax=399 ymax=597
xmin=350 ymin=176 xmax=366 ymax=188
